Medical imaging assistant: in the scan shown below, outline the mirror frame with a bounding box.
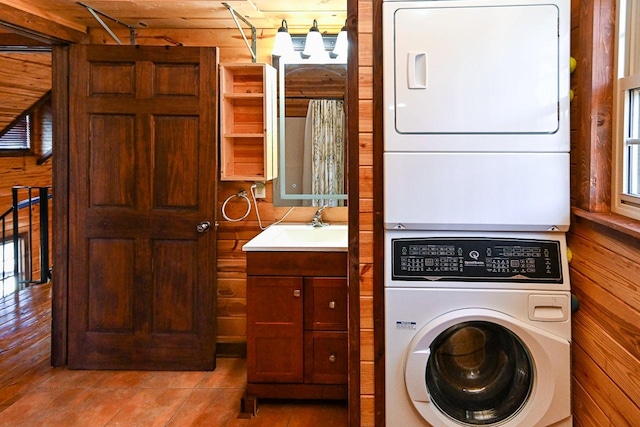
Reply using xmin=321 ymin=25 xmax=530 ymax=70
xmin=276 ymin=56 xmax=349 ymax=202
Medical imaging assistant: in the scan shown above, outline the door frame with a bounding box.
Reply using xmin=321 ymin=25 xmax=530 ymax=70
xmin=51 ymin=45 xmax=69 ymax=366
xmin=345 ymin=0 xmax=361 ymax=426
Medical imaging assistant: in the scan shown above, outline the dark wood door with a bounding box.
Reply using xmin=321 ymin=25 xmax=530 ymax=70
xmin=67 ymin=45 xmax=218 ymax=370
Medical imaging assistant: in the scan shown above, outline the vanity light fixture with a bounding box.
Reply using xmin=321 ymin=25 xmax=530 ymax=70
xmin=302 ymin=19 xmax=329 ymax=60
xmin=272 ymin=19 xmax=347 ymax=63
xmin=272 ymin=19 xmax=295 ymax=58
xmin=332 ymin=20 xmax=348 ymax=60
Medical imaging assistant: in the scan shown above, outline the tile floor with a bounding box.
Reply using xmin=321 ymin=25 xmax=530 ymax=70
xmin=0 ymin=358 xmax=348 ymax=427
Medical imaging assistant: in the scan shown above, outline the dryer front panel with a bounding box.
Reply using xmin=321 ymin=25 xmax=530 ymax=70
xmin=383 ymin=0 xmax=570 ymax=152
xmin=384 ymin=152 xmax=571 ymax=232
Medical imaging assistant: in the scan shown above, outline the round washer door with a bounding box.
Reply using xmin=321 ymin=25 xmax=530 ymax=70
xmin=404 ymin=308 xmax=570 ymax=427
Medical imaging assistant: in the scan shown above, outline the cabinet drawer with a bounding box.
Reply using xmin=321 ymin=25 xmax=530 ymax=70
xmin=304 ymin=277 xmax=347 ymax=331
xmin=304 ymin=331 xmax=348 ymax=384
xmin=247 ymin=252 xmax=347 ymax=276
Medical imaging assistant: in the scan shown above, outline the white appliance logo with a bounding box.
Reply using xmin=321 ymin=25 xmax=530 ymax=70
xmin=466 ymin=250 xmax=485 ymax=267
xmin=396 ymin=321 xmax=417 ymax=330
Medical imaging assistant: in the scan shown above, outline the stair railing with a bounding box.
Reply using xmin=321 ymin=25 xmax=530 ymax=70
xmin=0 ymin=186 xmax=52 ymax=295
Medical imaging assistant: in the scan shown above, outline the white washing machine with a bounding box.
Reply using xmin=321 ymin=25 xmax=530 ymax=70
xmin=385 ymin=231 xmax=572 ymax=427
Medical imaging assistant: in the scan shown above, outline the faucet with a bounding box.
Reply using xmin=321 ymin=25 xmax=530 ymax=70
xmin=311 ymin=205 xmax=328 ymax=227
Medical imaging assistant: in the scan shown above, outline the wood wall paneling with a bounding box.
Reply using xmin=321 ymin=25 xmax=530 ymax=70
xmin=568 ymin=218 xmax=640 ymax=425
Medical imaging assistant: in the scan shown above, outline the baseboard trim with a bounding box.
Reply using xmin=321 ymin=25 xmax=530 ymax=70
xmin=217 ymin=342 xmax=246 ymax=358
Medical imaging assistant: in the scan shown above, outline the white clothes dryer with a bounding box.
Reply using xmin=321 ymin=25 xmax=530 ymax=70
xmin=382 ymin=0 xmax=571 ymax=232
xmin=384 ymin=231 xmax=572 ymax=427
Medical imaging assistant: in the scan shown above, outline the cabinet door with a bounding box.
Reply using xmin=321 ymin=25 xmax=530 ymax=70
xmin=247 ymin=276 xmax=303 ymax=383
xmin=304 ymin=277 xmax=347 ymax=331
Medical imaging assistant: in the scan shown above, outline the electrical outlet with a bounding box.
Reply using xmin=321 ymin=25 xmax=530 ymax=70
xmin=254 ymin=182 xmax=266 ymax=198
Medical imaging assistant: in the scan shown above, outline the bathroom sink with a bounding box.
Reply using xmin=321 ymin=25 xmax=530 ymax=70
xmin=242 ymin=224 xmax=348 ymax=252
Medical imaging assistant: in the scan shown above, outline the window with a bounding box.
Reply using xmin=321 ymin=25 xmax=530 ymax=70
xmin=613 ymin=0 xmax=640 ymax=220
xmin=1 ymin=238 xmax=25 ymax=298
xmin=0 ymin=91 xmax=52 ymax=157
xmin=0 ymin=114 xmax=31 ymax=151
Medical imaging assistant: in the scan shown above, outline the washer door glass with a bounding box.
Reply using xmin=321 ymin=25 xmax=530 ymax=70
xmin=426 ymin=321 xmax=533 ymax=425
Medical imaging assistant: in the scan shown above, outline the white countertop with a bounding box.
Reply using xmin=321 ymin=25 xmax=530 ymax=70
xmin=242 ymin=223 xmax=348 ymax=252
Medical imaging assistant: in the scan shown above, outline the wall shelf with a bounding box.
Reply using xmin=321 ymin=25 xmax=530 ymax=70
xmin=219 ymin=63 xmax=277 ymax=181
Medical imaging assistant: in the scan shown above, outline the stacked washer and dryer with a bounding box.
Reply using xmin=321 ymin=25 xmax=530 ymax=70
xmin=382 ymin=0 xmax=573 ymax=426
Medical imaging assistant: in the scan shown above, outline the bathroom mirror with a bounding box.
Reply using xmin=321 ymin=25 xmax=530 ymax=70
xmin=273 ymin=56 xmax=348 ymax=207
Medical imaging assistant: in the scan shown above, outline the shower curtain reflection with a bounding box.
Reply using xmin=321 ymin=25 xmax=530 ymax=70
xmin=302 ymin=99 xmax=346 ymax=206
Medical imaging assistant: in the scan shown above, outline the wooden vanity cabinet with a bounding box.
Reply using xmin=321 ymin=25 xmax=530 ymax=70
xmin=245 ymin=251 xmax=348 ymax=402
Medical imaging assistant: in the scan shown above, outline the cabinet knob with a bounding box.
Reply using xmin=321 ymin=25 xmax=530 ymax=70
xmin=329 ymin=353 xmax=336 ymax=363
xmin=329 ymin=301 xmax=336 ymax=309
xmin=293 ymin=289 xmax=301 ymax=297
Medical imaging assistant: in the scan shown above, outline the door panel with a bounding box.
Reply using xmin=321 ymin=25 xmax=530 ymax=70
xmin=68 ymin=45 xmax=218 ymax=370
xmin=151 ymin=239 xmax=196 ymax=333
xmin=88 ymin=239 xmax=135 ymax=332
xmin=153 ymin=115 xmax=199 ymax=208
xmin=89 ymin=114 xmax=136 ymax=207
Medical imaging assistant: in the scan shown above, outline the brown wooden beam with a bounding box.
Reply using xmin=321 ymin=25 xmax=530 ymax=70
xmin=574 ymin=0 xmax=616 ymax=212
xmin=0 ymin=0 xmax=88 ymax=44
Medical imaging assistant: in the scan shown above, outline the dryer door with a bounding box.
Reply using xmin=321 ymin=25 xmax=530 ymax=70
xmin=382 ymin=0 xmax=570 ymax=152
xmin=405 ymin=309 xmax=570 ymax=426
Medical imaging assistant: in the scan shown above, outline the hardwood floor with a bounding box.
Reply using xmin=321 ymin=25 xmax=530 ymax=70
xmin=0 ymin=283 xmax=348 ymax=426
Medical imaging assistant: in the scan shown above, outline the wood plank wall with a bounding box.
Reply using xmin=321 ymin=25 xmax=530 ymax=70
xmin=357 ymin=0 xmax=375 ymax=425
xmin=568 ymin=219 xmax=640 ymax=425
xmin=569 ymin=0 xmax=640 ymax=425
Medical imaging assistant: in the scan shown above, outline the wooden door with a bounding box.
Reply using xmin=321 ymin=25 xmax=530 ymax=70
xmin=67 ymin=45 xmax=218 ymax=370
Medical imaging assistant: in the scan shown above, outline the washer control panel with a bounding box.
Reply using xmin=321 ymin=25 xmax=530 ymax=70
xmin=392 ymin=238 xmax=562 ymax=282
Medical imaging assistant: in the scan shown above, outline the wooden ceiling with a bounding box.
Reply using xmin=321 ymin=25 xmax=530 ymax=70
xmin=0 ymin=51 xmax=51 ymax=133
xmin=1 ymin=0 xmax=347 ymax=36
xmin=0 ymin=0 xmax=347 ymax=135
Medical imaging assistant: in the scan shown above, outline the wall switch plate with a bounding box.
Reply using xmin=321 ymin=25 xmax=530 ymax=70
xmin=254 ymin=182 xmax=266 ymax=198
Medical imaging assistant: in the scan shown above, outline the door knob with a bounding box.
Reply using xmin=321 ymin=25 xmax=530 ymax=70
xmin=197 ymin=221 xmax=211 ymax=233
